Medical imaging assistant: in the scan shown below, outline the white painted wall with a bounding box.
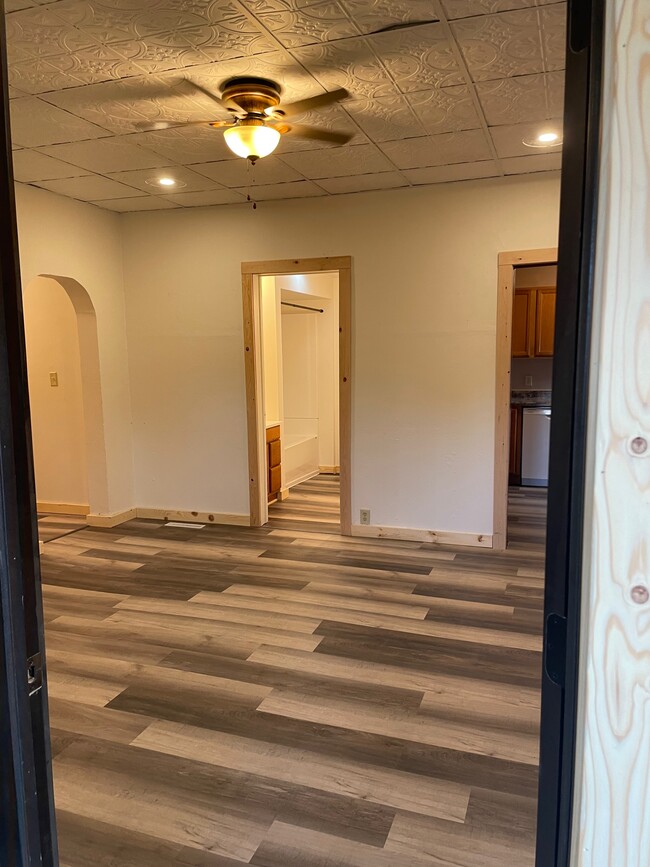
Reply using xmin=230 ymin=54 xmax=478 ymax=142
xmin=122 ymin=174 xmax=560 ymax=535
xmin=15 ymin=184 xmax=133 ymax=515
xmin=24 ymin=277 xmax=88 ymax=509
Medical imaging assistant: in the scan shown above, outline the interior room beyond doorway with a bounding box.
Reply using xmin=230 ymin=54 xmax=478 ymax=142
xmin=260 ymin=271 xmax=341 ymax=531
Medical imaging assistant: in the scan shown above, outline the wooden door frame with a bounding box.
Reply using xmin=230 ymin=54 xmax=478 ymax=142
xmin=493 ymin=247 xmax=558 ymax=550
xmin=241 ymin=256 xmax=352 ymax=534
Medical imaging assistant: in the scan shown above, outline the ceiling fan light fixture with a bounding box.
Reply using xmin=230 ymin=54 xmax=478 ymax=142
xmin=224 ymin=120 xmax=280 ymax=161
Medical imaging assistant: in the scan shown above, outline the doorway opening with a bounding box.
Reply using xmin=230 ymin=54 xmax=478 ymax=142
xmin=22 ymin=274 xmax=109 ymax=540
xmin=241 ymin=257 xmax=351 ymax=534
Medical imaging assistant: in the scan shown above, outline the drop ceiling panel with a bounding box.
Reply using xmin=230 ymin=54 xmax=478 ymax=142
xmin=490 ymin=121 xmax=562 ymax=157
xmin=93 ymin=195 xmax=180 ymax=212
xmin=105 ymin=165 xmax=223 ymax=195
xmin=5 ymin=0 xmax=567 ymax=209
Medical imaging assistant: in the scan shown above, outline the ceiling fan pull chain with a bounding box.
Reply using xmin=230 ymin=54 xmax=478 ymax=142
xmin=246 ymin=159 xmax=257 ymax=210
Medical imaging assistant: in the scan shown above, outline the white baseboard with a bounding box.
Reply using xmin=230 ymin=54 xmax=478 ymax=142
xmin=319 ymin=465 xmax=341 ymax=474
xmin=285 ymin=469 xmax=321 ymax=490
xmin=86 ymin=508 xmax=137 ymax=528
xmin=351 ymin=523 xmax=493 ymax=548
xmin=37 ymin=501 xmax=88 ymax=517
xmin=136 ymin=508 xmax=250 ymax=526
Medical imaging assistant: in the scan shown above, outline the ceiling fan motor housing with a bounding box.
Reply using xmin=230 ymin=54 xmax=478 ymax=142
xmin=220 ymin=77 xmax=283 ymax=117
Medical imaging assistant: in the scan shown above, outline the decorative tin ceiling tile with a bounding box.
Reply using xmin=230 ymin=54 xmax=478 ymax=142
xmin=127 ymin=125 xmax=237 ymax=164
xmin=292 ymin=38 xmax=399 ymax=98
xmin=35 ymin=173 xmax=145 ymax=200
xmin=368 ymin=23 xmax=465 ymax=93
xmin=402 ymin=160 xmax=500 ymax=184
xmin=8 ymin=58 xmax=85 ymax=94
xmin=38 ymin=135 xmax=174 ymax=173
xmin=380 ymin=129 xmax=492 ymax=169
xmin=539 ymin=3 xmax=566 ymax=72
xmin=451 ymin=7 xmax=546 ymax=82
xmin=315 ymin=171 xmax=407 ymax=193
xmin=476 ymin=71 xmax=563 ymax=125
xmin=341 ymin=0 xmax=439 ymax=36
xmin=277 ymin=105 xmax=367 ymax=151
xmin=240 ymin=1 xmax=327 ymax=12
xmin=256 ymin=1 xmax=360 ymax=49
xmin=234 ymin=179 xmax=326 ymax=200
xmin=501 ymin=151 xmax=561 ymax=173
xmin=407 ymin=85 xmax=481 ymax=134
xmin=6 ymin=5 xmax=100 ymax=58
xmin=192 ymin=156 xmax=302 ymax=186
xmin=279 ymin=142 xmax=393 ymax=178
xmin=442 ymin=0 xmax=539 ymax=19
xmin=93 ymin=195 xmax=180 ymax=211
xmin=179 ymin=23 xmax=278 ymax=62
xmin=343 ymin=94 xmax=427 ymax=142
xmin=10 ymin=96 xmax=112 ymax=147
xmin=45 ymin=44 xmax=148 ymax=85
xmin=12 ymin=149 xmax=89 ymax=181
xmin=490 ymin=120 xmax=562 ymax=156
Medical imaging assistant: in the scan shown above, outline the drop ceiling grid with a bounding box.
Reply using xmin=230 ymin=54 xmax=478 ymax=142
xmin=5 ymin=0 xmax=566 ymax=209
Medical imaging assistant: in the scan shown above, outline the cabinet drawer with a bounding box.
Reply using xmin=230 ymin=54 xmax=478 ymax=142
xmin=269 ymin=465 xmax=281 ymax=495
xmin=268 ymin=439 xmax=281 ymax=468
xmin=266 ymin=425 xmax=280 ymax=444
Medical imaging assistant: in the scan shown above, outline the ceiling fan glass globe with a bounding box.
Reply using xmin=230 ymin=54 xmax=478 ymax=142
xmin=224 ymin=123 xmax=280 ymax=160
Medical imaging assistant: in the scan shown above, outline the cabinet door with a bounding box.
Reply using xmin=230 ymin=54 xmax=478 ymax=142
xmin=535 ymin=288 xmax=556 ymax=356
xmin=512 ymin=290 xmax=535 ymax=357
xmin=509 ymin=405 xmax=522 ymax=485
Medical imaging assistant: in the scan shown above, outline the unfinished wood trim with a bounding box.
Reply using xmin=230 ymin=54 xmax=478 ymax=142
xmin=36 ymin=501 xmax=88 ymax=517
xmin=352 ymin=524 xmax=492 ymax=548
xmin=242 ymin=258 xmax=352 ymax=535
xmin=338 ymin=266 xmax=352 ymax=535
xmin=86 ymin=508 xmax=136 ymax=528
xmin=241 ymin=256 xmax=351 ymax=276
xmin=135 ymin=508 xmax=250 ymax=526
xmin=493 ymin=249 xmax=558 ymax=551
xmin=572 ymin=3 xmax=650 ymax=862
xmin=497 ymin=248 xmax=558 ymax=267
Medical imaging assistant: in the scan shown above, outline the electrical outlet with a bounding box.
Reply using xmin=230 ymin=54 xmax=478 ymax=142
xmin=525 ymin=375 xmax=533 ymax=387
xmin=49 ymin=372 xmax=59 ymax=388
xmin=360 ymin=509 xmax=371 ymax=526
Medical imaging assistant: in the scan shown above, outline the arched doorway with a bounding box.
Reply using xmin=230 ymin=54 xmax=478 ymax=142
xmin=23 ymin=275 xmax=109 ymax=519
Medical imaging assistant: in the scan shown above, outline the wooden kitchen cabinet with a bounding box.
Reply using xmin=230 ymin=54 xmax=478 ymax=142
xmin=511 ymin=286 xmax=556 ymax=358
xmin=509 ymin=405 xmax=523 ymax=485
xmin=266 ymin=424 xmax=281 ymax=503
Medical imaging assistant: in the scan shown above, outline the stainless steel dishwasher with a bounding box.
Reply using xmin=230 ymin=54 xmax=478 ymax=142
xmin=521 ymin=406 xmax=551 ymax=487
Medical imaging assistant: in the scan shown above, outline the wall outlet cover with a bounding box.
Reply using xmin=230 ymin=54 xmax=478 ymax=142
xmin=360 ymin=509 xmax=371 ymax=525
xmin=49 ymin=372 xmax=59 ymax=387
xmin=525 ymin=375 xmax=533 ymax=387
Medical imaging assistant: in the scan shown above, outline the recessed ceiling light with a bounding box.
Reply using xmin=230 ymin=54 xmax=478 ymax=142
xmin=522 ymin=129 xmax=563 ymax=148
xmin=145 ymin=176 xmax=187 ymax=190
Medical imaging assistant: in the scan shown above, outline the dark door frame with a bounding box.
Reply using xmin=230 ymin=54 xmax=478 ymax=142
xmin=536 ymin=0 xmax=604 ymax=864
xmin=0 ymin=2 xmax=58 ymax=864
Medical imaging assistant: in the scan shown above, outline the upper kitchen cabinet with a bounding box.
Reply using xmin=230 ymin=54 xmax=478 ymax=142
xmin=512 ymin=286 xmax=556 ymax=358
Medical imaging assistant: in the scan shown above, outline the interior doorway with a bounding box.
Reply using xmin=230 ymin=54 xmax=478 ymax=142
xmin=241 ymin=257 xmax=351 ymax=534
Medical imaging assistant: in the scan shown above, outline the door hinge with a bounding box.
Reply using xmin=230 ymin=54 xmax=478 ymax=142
xmin=544 ymin=614 xmax=567 ymax=688
xmin=27 ymin=652 xmax=43 ymax=696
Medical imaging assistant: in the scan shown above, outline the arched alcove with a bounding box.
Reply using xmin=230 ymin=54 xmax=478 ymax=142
xmin=23 ymin=275 xmax=109 ymax=516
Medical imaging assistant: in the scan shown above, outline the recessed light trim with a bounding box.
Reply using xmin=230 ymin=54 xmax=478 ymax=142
xmin=522 ymin=129 xmax=563 ymax=149
xmin=145 ymin=176 xmax=187 ymax=189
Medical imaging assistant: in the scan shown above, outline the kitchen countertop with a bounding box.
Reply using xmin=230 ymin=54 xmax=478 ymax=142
xmin=511 ymin=389 xmax=552 ymax=407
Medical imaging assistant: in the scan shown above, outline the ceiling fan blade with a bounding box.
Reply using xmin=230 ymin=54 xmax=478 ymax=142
xmin=132 ymin=119 xmax=234 ymax=132
xmin=281 ymin=123 xmax=353 ymax=145
xmin=270 ymin=88 xmax=349 ymax=119
xmin=182 ymin=80 xmax=245 ymax=115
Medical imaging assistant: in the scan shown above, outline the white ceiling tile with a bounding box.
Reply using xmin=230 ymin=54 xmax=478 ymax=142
xmin=128 ymin=126 xmax=237 ymax=164
xmin=104 ymin=165 xmax=221 ymax=194
xmin=340 ymin=0 xmax=438 ymax=36
xmin=173 ymin=22 xmax=277 ymax=63
xmin=35 ymin=173 xmax=145 ymax=200
xmin=191 ymin=156 xmax=302 ymax=187
xmin=292 ymin=38 xmax=399 ymax=99
xmin=236 ymin=180 xmax=326 ymax=200
xmin=11 ymin=149 xmax=89 ymax=182
xmin=107 ymin=35 xmax=212 ymax=75
xmin=44 ymin=43 xmax=149 ymax=86
xmin=477 ymin=71 xmax=564 ymax=125
xmin=279 ymin=143 xmax=393 ymax=178
xmin=451 ymin=8 xmax=547 ymax=82
xmin=367 ymin=23 xmax=465 ymax=93
xmin=490 ymin=120 xmax=562 ymax=157
xmin=407 ymin=85 xmax=482 ymax=134
xmin=343 ymin=95 xmax=426 ymax=142
xmin=380 ymin=129 xmax=492 ymax=169
xmin=316 ymin=171 xmax=407 ymax=193
xmin=501 ymin=152 xmax=562 ymax=173
xmin=51 ymin=0 xmax=149 ymax=43
xmin=441 ymin=0 xmax=541 ymax=19
xmin=10 ymin=97 xmax=112 ymax=147
xmin=6 ymin=0 xmax=38 ymax=11
xmin=540 ymin=3 xmax=566 ymax=72
xmin=276 ymin=104 xmax=366 ymax=151
xmin=38 ymin=136 xmax=174 ymax=173
xmin=165 ymin=188 xmax=248 ymax=206
xmin=8 ymin=58 xmax=85 ymax=94
xmin=403 ymin=161 xmax=500 ymax=184
xmin=255 ymin=2 xmax=359 ymax=49
xmin=6 ymin=5 xmax=100 ymax=59
xmin=91 ymin=196 xmax=181 ymax=212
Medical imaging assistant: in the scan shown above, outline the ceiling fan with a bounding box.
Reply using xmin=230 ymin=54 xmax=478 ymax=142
xmin=139 ymin=77 xmax=353 ymax=163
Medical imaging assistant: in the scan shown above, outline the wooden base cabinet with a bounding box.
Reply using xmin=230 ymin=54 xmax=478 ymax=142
xmin=266 ymin=425 xmax=281 ymax=503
